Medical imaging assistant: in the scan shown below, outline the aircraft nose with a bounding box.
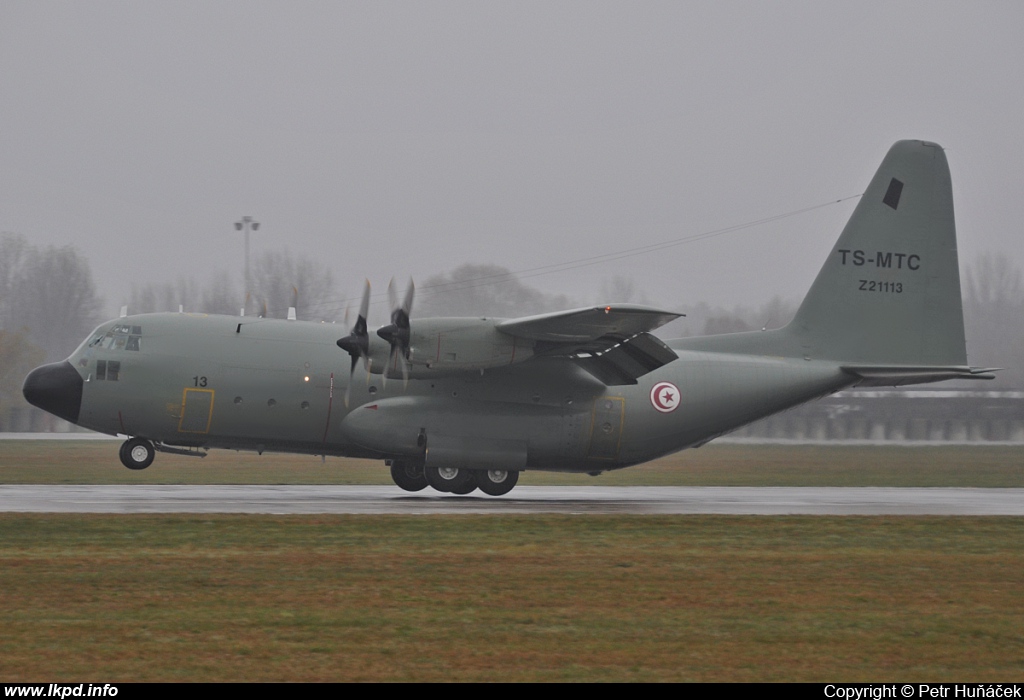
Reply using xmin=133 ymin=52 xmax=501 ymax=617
xmin=22 ymin=361 xmax=84 ymax=424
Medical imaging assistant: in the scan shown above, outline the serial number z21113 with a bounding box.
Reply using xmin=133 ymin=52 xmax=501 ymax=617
xmin=859 ymin=280 xmax=903 ymax=293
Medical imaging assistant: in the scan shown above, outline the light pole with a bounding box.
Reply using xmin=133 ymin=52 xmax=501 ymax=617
xmin=234 ymin=216 xmax=259 ymax=313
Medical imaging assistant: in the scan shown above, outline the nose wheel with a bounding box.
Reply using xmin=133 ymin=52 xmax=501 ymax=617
xmin=119 ymin=438 xmax=155 ymax=470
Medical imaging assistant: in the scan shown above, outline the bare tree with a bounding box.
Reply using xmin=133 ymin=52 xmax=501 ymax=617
xmin=250 ymin=250 xmax=337 ymax=320
xmin=0 ymin=330 xmax=44 ymax=430
xmin=659 ymin=296 xmax=797 ymax=338
xmin=598 ymin=275 xmax=651 ymax=305
xmin=417 ymin=264 xmax=574 ymax=318
xmin=124 ymin=251 xmax=335 ymax=320
xmin=201 ymin=274 xmax=242 ymax=316
xmin=963 ymin=253 xmax=1023 ymax=387
xmin=964 ymin=253 xmax=1022 ymax=310
xmin=0 ymin=234 xmax=103 ymax=363
xmin=129 ymin=277 xmax=210 ymax=315
xmin=0 ymin=234 xmax=29 ymax=322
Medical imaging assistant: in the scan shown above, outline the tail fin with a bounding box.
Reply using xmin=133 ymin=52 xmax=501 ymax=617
xmin=789 ymin=140 xmax=968 ymax=366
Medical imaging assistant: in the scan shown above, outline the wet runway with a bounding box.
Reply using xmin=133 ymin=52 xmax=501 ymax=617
xmin=1 ymin=485 xmax=1022 ymax=515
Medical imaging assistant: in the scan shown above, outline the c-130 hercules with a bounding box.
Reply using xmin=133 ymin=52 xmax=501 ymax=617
xmin=24 ymin=141 xmax=995 ymax=496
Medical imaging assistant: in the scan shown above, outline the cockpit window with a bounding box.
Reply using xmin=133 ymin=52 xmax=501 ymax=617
xmin=91 ymin=324 xmax=143 ymax=351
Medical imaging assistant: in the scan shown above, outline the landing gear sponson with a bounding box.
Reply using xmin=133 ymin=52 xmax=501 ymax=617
xmin=389 ymin=460 xmax=519 ymax=496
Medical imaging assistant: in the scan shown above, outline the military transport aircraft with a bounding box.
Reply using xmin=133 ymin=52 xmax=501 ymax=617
xmin=23 ymin=140 xmax=995 ymax=496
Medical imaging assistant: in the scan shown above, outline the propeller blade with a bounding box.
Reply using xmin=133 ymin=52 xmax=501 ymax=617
xmin=386 ymin=278 xmax=398 ymax=316
xmin=353 ymin=279 xmax=370 ymax=347
xmin=381 ymin=345 xmax=397 ymax=389
xmin=402 ymin=278 xmax=414 ymax=317
xmin=358 ymin=278 xmax=371 ymax=325
xmin=336 ymin=280 xmax=373 ymax=394
xmin=343 ymin=353 xmax=358 ymax=407
xmin=399 ymin=352 xmax=409 ymax=389
xmin=375 ymin=278 xmax=416 ymax=391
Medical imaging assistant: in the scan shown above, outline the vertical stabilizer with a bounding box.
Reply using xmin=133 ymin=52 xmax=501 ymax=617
xmin=789 ymin=140 xmax=967 ymax=366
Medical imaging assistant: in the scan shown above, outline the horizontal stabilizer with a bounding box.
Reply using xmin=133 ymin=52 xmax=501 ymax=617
xmin=497 ymin=304 xmax=681 ymax=343
xmin=841 ymin=364 xmax=999 ymax=387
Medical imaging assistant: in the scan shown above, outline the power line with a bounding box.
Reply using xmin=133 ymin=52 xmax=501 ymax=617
xmin=307 ymin=193 xmax=863 ymax=318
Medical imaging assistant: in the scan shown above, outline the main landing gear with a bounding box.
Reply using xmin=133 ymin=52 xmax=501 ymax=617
xmin=388 ymin=461 xmax=519 ymax=497
xmin=119 ymin=437 xmax=155 ymax=470
xmin=390 ymin=461 xmax=429 ymax=492
xmin=475 ymin=468 xmax=519 ymax=497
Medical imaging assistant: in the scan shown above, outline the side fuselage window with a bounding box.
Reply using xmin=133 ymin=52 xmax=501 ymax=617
xmin=94 ymin=360 xmax=121 ymax=381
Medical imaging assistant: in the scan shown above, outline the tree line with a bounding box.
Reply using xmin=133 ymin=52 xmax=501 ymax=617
xmin=1 ymin=231 xmax=1022 ymax=429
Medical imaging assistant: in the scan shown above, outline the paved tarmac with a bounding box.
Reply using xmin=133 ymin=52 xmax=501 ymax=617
xmin=3 ymin=432 xmax=1023 ymax=445
xmin=1 ymin=485 xmax=1021 ymax=515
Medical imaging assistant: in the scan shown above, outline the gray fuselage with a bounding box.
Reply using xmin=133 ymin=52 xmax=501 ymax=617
xmin=63 ymin=312 xmax=853 ymax=472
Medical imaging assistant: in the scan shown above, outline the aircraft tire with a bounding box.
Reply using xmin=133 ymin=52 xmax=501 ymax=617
xmin=448 ymin=476 xmax=478 ymax=495
xmin=476 ymin=469 xmax=519 ymax=497
xmin=424 ymin=465 xmax=474 ymax=494
xmin=119 ymin=438 xmax=155 ymax=470
xmin=390 ymin=461 xmax=428 ymax=492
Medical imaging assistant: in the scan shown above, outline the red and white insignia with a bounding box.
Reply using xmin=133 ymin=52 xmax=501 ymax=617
xmin=649 ymin=381 xmax=680 ymax=413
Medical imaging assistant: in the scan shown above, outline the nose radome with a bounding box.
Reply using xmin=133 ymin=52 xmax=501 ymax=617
xmin=22 ymin=361 xmax=84 ymax=424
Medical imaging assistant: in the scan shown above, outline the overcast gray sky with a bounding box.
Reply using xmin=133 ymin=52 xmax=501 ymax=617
xmin=1 ymin=1 xmax=1021 ymax=320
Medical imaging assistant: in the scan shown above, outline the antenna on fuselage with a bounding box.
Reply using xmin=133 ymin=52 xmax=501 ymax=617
xmin=287 ymin=286 xmax=298 ymax=321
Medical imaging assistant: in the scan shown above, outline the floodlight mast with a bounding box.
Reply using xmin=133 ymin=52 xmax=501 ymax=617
xmin=234 ymin=216 xmax=259 ymax=314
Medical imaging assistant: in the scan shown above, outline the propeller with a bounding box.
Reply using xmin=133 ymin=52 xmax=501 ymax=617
xmin=336 ymin=280 xmax=372 ymax=406
xmin=376 ymin=278 xmax=414 ymax=388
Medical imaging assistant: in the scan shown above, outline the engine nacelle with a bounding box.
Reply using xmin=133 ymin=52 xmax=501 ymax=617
xmin=365 ymin=317 xmax=534 ymax=378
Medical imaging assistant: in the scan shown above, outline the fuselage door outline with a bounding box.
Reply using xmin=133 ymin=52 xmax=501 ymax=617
xmin=178 ymin=387 xmax=215 ymax=434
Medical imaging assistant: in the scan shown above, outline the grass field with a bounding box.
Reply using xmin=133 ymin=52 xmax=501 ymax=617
xmin=1 ymin=514 xmax=1022 ymax=682
xmin=2 ymin=441 xmax=1022 ymax=681
xmin=1 ymin=440 xmax=1022 ymax=486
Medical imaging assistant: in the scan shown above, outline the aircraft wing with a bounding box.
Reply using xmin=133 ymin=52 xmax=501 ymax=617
xmin=497 ymin=304 xmax=683 ymax=385
xmin=495 ymin=304 xmax=681 ymax=342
